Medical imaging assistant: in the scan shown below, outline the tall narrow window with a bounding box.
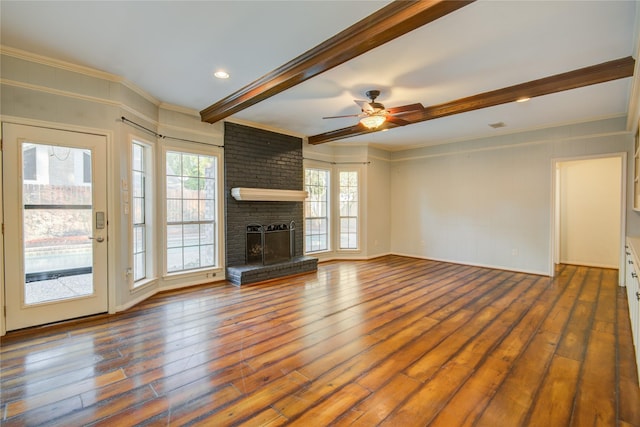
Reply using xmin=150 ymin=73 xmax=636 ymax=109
xmin=304 ymin=168 xmax=330 ymax=253
xmin=339 ymin=170 xmax=359 ymax=250
xmin=132 ymin=142 xmax=147 ymax=283
xmin=166 ymin=150 xmax=217 ymax=273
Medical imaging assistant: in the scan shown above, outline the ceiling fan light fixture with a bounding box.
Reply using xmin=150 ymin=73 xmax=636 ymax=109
xmin=214 ymin=70 xmax=230 ymax=79
xmin=360 ymin=115 xmax=386 ymax=129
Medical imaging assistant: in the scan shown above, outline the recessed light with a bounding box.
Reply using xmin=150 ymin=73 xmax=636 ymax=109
xmin=214 ymin=70 xmax=230 ymax=79
xmin=516 ymin=97 xmax=530 ymax=103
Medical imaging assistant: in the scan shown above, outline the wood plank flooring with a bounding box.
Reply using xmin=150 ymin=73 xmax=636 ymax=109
xmin=1 ymin=256 xmax=640 ymax=426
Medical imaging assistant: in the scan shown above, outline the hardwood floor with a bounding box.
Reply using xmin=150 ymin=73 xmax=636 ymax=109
xmin=1 ymin=256 xmax=640 ymax=426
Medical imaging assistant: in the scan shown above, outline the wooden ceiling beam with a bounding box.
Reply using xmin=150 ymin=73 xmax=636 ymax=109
xmin=200 ymin=0 xmax=475 ymax=124
xmin=308 ymin=56 xmax=636 ymax=145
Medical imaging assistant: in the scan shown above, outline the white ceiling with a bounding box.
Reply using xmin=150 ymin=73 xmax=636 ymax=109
xmin=1 ymin=1 xmax=638 ymax=150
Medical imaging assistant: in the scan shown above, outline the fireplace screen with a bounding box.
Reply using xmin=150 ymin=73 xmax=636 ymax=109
xmin=246 ymin=221 xmax=294 ymax=265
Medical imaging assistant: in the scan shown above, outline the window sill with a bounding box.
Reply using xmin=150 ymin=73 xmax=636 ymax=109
xmin=305 ymin=249 xmax=331 ymax=256
xmin=130 ymin=277 xmax=158 ymax=293
xmin=163 ymin=267 xmax=223 ymax=281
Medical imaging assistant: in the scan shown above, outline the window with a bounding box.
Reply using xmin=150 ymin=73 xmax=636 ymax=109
xmin=131 ymin=141 xmax=151 ymax=285
xmin=166 ymin=150 xmax=217 ymax=273
xmin=304 ymin=165 xmax=361 ymax=255
xmin=339 ymin=170 xmax=359 ymax=249
xmin=304 ymin=168 xmax=330 ymax=252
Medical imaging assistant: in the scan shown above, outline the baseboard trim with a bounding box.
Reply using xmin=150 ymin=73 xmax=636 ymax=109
xmin=390 ymin=252 xmax=550 ymax=277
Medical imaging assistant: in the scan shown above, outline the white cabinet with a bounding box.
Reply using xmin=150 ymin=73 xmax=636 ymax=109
xmin=626 ymin=244 xmax=639 ymax=343
xmin=625 ymin=238 xmax=640 ymax=380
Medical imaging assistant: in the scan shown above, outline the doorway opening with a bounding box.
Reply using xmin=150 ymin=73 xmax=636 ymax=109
xmin=551 ymin=154 xmax=626 ymax=283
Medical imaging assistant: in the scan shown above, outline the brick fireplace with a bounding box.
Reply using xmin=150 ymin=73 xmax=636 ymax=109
xmin=224 ymin=122 xmax=317 ymax=285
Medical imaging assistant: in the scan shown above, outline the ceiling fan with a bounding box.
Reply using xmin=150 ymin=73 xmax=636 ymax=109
xmin=323 ymin=90 xmax=424 ymax=130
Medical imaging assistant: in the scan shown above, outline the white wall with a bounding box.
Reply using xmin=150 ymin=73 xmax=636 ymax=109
xmin=390 ymin=142 xmax=550 ymax=273
xmin=558 ymin=157 xmax=622 ymax=268
xmin=366 ymin=148 xmax=392 ymax=257
xmin=388 ymin=118 xmax=639 ymax=275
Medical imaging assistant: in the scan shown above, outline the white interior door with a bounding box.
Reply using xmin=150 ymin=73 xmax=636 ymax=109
xmin=3 ymin=123 xmax=108 ymax=331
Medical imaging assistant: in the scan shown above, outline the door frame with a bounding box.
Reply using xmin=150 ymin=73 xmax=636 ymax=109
xmin=549 ymin=152 xmax=627 ymax=285
xmin=0 ymin=116 xmax=115 ymax=335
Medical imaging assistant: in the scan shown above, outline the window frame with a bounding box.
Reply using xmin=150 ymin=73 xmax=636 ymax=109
xmin=129 ymin=137 xmax=156 ymax=290
xmin=304 ymin=165 xmax=331 ymax=254
xmin=337 ymin=168 xmax=360 ymax=251
xmin=303 ymin=162 xmax=362 ymax=256
xmin=162 ymin=143 xmax=222 ymax=277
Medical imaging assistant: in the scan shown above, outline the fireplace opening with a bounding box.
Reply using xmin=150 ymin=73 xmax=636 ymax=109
xmin=246 ymin=221 xmax=295 ymax=265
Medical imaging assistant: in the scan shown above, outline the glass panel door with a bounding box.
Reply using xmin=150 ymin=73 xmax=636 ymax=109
xmin=3 ymin=124 xmax=108 ymax=331
xmin=22 ymin=143 xmax=94 ymax=304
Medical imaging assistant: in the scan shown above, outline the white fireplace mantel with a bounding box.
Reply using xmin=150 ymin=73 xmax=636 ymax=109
xmin=231 ymin=187 xmax=308 ymax=202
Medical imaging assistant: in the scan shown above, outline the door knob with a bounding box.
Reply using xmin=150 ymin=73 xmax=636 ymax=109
xmin=89 ymin=236 xmax=104 ymax=243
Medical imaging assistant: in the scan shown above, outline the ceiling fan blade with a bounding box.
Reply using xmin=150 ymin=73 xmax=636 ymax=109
xmin=354 ymin=99 xmax=374 ymax=114
xmin=386 ymin=103 xmax=424 ymax=115
xmin=323 ymin=114 xmax=362 ymax=119
xmin=386 ymin=116 xmax=411 ymax=126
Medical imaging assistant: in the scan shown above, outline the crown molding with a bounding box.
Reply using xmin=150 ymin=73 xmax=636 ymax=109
xmin=389 ymin=129 xmax=630 ymax=163
xmin=225 ymin=117 xmax=307 ymax=139
xmin=1 ymin=45 xmax=118 ymax=81
xmin=0 ymin=77 xmax=221 ymax=143
xmin=158 ymin=102 xmax=200 ymax=117
xmin=381 ymin=113 xmax=628 ymax=153
xmin=0 ymin=46 xmax=221 ymax=140
xmin=1 ymin=77 xmax=162 ymax=126
xmin=0 ymin=45 xmax=161 ymax=107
